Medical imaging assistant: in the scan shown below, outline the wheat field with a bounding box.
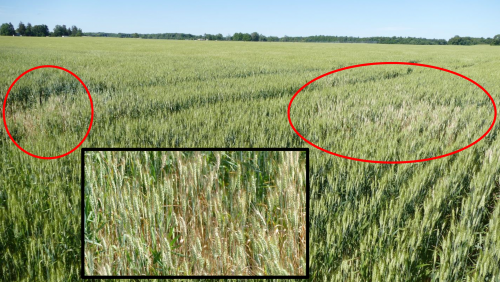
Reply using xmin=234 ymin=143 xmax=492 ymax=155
xmin=1 ymin=37 xmax=500 ymax=281
xmin=83 ymin=150 xmax=307 ymax=276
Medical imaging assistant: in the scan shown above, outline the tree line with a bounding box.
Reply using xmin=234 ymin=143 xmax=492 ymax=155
xmin=0 ymin=22 xmax=83 ymax=37
xmin=83 ymin=32 xmax=201 ymax=40
xmin=448 ymin=35 xmax=500 ymax=46
xmin=2 ymin=23 xmax=499 ymax=46
xmin=83 ymin=31 xmax=500 ymax=46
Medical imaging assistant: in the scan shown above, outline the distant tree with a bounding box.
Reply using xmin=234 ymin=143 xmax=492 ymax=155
xmin=53 ymin=25 xmax=69 ymax=37
xmin=70 ymin=25 xmax=78 ymax=36
xmin=250 ymin=32 xmax=259 ymax=41
xmin=232 ymin=32 xmax=242 ymax=41
xmin=53 ymin=25 xmax=61 ymax=36
xmin=492 ymin=34 xmax=500 ymax=46
xmin=267 ymin=36 xmax=279 ymax=42
xmin=132 ymin=33 xmax=139 ymax=38
xmin=77 ymin=30 xmax=459 ymax=45
xmin=203 ymin=33 xmax=215 ymax=40
xmin=241 ymin=33 xmax=251 ymax=41
xmin=32 ymin=24 xmax=49 ymax=37
xmin=25 ymin=23 xmax=33 ymax=36
xmin=448 ymin=35 xmax=473 ymax=45
xmin=17 ymin=22 xmax=26 ymax=36
xmin=62 ymin=25 xmax=69 ymax=36
xmin=448 ymin=35 xmax=460 ymax=45
xmin=0 ymin=22 xmax=15 ymax=36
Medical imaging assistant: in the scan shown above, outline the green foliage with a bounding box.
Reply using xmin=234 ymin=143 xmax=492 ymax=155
xmin=86 ymin=31 xmax=203 ymax=40
xmin=448 ymin=35 xmax=474 ymax=45
xmin=1 ymin=21 xmax=82 ymax=37
xmin=16 ymin=22 xmax=26 ymax=36
xmin=53 ymin=25 xmax=70 ymax=37
xmin=448 ymin=35 xmax=492 ymax=46
xmin=250 ymin=32 xmax=259 ymax=42
xmin=70 ymin=26 xmax=82 ymax=37
xmin=31 ymin=24 xmax=50 ymax=37
xmin=0 ymin=22 xmax=15 ymax=36
xmin=25 ymin=23 xmax=32 ymax=36
xmin=52 ymin=24 xmax=82 ymax=37
xmin=81 ymin=31 xmax=456 ymax=45
xmin=491 ymin=34 xmax=500 ymax=46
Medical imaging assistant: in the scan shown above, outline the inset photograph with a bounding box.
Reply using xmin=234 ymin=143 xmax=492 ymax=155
xmin=82 ymin=149 xmax=308 ymax=278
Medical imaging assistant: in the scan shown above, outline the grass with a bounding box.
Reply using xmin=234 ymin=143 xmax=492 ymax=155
xmin=1 ymin=37 xmax=500 ymax=281
xmin=83 ymin=150 xmax=306 ymax=276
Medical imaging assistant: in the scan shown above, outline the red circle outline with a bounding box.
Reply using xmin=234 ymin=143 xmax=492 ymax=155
xmin=287 ymin=62 xmax=497 ymax=164
xmin=3 ymin=65 xmax=94 ymax=160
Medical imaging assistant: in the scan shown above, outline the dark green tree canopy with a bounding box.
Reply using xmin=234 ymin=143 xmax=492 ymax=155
xmin=241 ymin=33 xmax=251 ymax=41
xmin=0 ymin=22 xmax=15 ymax=36
xmin=17 ymin=22 xmax=26 ymax=36
xmin=232 ymin=32 xmax=242 ymax=41
xmin=70 ymin=25 xmax=82 ymax=36
xmin=32 ymin=24 xmax=49 ymax=37
xmin=0 ymin=21 xmax=82 ymax=37
xmin=53 ymin=25 xmax=71 ymax=37
xmin=250 ymin=32 xmax=259 ymax=41
xmin=25 ymin=23 xmax=33 ymax=36
xmin=448 ymin=35 xmax=492 ymax=45
xmin=492 ymin=34 xmax=500 ymax=46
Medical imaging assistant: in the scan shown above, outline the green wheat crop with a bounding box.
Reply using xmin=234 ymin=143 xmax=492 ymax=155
xmin=84 ymin=150 xmax=306 ymax=276
xmin=1 ymin=37 xmax=500 ymax=281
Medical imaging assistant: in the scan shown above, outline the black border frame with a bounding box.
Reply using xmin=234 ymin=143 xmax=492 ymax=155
xmin=81 ymin=147 xmax=310 ymax=279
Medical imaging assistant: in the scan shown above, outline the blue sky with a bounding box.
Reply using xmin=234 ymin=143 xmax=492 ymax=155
xmin=0 ymin=0 xmax=498 ymax=39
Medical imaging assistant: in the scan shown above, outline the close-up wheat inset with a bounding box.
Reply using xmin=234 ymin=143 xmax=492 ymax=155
xmin=84 ymin=150 xmax=306 ymax=276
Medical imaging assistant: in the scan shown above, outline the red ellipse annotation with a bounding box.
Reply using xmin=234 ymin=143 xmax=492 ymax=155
xmin=287 ymin=62 xmax=497 ymax=164
xmin=2 ymin=65 xmax=94 ymax=160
